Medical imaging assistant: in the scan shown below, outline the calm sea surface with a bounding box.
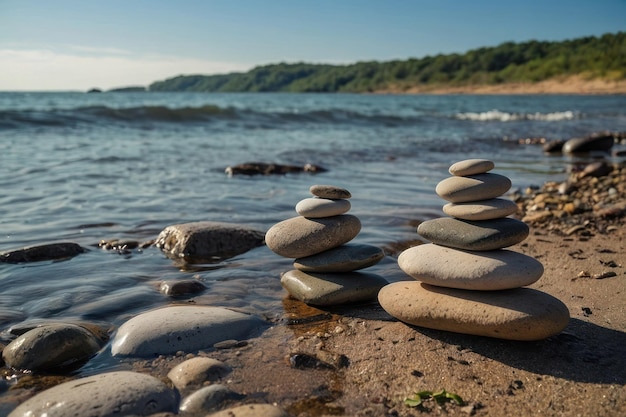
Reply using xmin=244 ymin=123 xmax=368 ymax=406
xmin=1 ymin=92 xmax=625 ymax=374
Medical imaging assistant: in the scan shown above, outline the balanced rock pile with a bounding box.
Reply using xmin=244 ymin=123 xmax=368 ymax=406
xmin=266 ymin=185 xmax=387 ymax=306
xmin=379 ymin=159 xmax=570 ymax=341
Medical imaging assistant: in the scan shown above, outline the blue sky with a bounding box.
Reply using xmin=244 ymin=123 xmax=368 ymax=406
xmin=1 ymin=0 xmax=624 ymax=91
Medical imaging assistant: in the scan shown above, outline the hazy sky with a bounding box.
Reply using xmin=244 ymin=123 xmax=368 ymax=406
xmin=1 ymin=0 xmax=624 ymax=91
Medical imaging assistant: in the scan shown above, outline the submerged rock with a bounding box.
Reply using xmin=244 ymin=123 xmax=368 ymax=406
xmin=0 ymin=242 xmax=85 ymax=263
xmin=225 ymin=162 xmax=327 ymax=176
xmin=207 ymin=403 xmax=290 ymax=417
xmin=155 ymin=221 xmax=265 ymax=263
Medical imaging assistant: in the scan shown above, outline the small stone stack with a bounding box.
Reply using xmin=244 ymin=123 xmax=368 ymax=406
xmin=266 ymin=184 xmax=387 ymax=306
xmin=378 ymin=159 xmax=570 ymax=341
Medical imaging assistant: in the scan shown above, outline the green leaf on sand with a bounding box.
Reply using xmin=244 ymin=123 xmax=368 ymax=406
xmin=404 ymin=389 xmax=464 ymax=408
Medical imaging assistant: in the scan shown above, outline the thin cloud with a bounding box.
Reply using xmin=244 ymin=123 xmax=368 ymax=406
xmin=0 ymin=48 xmax=251 ymax=91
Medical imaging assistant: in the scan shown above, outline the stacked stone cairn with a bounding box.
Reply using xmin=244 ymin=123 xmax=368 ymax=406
xmin=266 ymin=184 xmax=387 ymax=306
xmin=378 ymin=159 xmax=570 ymax=341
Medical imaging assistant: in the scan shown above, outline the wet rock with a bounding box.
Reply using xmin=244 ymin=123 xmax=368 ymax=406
xmin=2 ymin=323 xmax=104 ymax=372
xmin=378 ymin=282 xmax=569 ymax=341
xmin=225 ymin=162 xmax=326 ymax=176
xmin=0 ymin=242 xmax=85 ymax=263
xmin=168 ymin=357 xmax=232 ymax=391
xmin=563 ymin=133 xmax=614 ymax=154
xmin=179 ymin=384 xmax=244 ymax=413
xmin=160 ymin=279 xmax=207 ymax=296
xmin=7 ymin=371 xmax=178 ymax=417
xmin=111 ymin=306 xmax=264 ymax=357
xmin=265 ymin=215 xmax=361 ymax=258
xmin=155 ymin=221 xmax=265 ymax=263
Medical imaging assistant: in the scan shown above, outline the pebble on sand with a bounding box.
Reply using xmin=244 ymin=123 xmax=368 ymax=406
xmin=378 ymin=282 xmax=569 ymax=341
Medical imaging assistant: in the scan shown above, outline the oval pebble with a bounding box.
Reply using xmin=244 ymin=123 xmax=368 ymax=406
xmin=281 ymin=269 xmax=387 ymax=306
xmin=378 ymin=282 xmax=569 ymax=341
xmin=2 ymin=323 xmax=103 ymax=372
xmin=309 ymin=184 xmax=351 ymax=199
xmin=295 ymin=197 xmax=351 ymax=218
xmin=208 ymin=404 xmax=290 ymax=417
xmin=294 ymin=243 xmax=384 ymax=272
xmin=417 ymin=217 xmax=529 ymax=251
xmin=111 ymin=306 xmax=264 ymax=357
xmin=448 ymin=159 xmax=495 ymax=176
xmin=266 ymin=215 xmax=361 ymax=258
xmin=168 ymin=357 xmax=232 ymax=390
xmin=8 ymin=371 xmax=178 ymax=417
xmin=435 ymin=173 xmax=511 ymax=203
xmin=442 ymin=198 xmax=518 ymax=220
xmin=398 ymin=243 xmax=543 ymax=290
xmin=179 ymin=384 xmax=243 ymax=413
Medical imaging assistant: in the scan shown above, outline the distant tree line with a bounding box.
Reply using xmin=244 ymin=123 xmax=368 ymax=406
xmin=149 ymin=32 xmax=625 ymax=93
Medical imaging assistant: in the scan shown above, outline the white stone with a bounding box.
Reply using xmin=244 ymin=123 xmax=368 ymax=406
xmin=8 ymin=371 xmax=177 ymax=417
xmin=448 ymin=159 xmax=495 ymax=176
xmin=378 ymin=282 xmax=569 ymax=341
xmin=443 ymin=198 xmax=518 ymax=220
xmin=295 ymin=197 xmax=351 ymax=218
xmin=111 ymin=306 xmax=263 ymax=357
xmin=398 ymin=243 xmax=543 ymax=290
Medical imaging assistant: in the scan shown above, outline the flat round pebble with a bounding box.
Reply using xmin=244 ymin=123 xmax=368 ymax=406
xmin=2 ymin=323 xmax=103 ymax=372
xmin=266 ymin=215 xmax=361 ymax=258
xmin=378 ymin=282 xmax=569 ymax=341
xmin=167 ymin=357 xmax=232 ymax=391
xmin=448 ymin=159 xmax=495 ymax=176
xmin=417 ymin=217 xmax=529 ymax=251
xmin=8 ymin=371 xmax=178 ymax=417
xmin=295 ymin=197 xmax=351 ymax=218
xmin=398 ymin=243 xmax=543 ymax=290
xmin=435 ymin=173 xmax=512 ymax=203
xmin=111 ymin=306 xmax=264 ymax=357
xmin=294 ymin=243 xmax=384 ymax=272
xmin=208 ymin=404 xmax=290 ymax=417
xmin=281 ymin=269 xmax=387 ymax=306
xmin=310 ymin=184 xmax=351 ymax=199
xmin=442 ymin=198 xmax=518 ymax=220
xmin=179 ymin=384 xmax=243 ymax=413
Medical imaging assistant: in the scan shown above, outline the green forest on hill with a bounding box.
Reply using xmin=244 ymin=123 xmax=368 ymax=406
xmin=149 ymin=32 xmax=625 ymax=93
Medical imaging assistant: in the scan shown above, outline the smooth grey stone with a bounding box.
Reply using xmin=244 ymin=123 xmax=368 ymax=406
xmin=160 ymin=279 xmax=207 ymax=296
xmin=442 ymin=198 xmax=518 ymax=220
xmin=266 ymin=215 xmax=361 ymax=258
xmin=168 ymin=357 xmax=232 ymax=391
xmin=435 ymin=173 xmax=512 ymax=203
xmin=179 ymin=384 xmax=243 ymax=413
xmin=417 ymin=217 xmax=529 ymax=251
xmin=208 ymin=404 xmax=290 ymax=417
xmin=2 ymin=323 xmax=103 ymax=372
xmin=111 ymin=306 xmax=264 ymax=357
xmin=294 ymin=243 xmax=384 ymax=273
xmin=448 ymin=159 xmax=494 ymax=176
xmin=563 ymin=133 xmax=614 ymax=154
xmin=378 ymin=282 xmax=569 ymax=341
xmin=155 ymin=221 xmax=265 ymax=263
xmin=8 ymin=371 xmax=178 ymax=417
xmin=398 ymin=243 xmax=543 ymax=290
xmin=295 ymin=197 xmax=351 ymax=218
xmin=281 ymin=269 xmax=387 ymax=306
xmin=0 ymin=242 xmax=85 ymax=264
xmin=309 ymin=184 xmax=351 ymax=199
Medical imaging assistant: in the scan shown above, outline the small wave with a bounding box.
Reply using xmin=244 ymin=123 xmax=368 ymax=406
xmin=455 ymin=109 xmax=578 ymax=122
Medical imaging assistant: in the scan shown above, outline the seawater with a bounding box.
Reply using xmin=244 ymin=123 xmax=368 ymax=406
xmin=1 ymin=92 xmax=625 ymax=374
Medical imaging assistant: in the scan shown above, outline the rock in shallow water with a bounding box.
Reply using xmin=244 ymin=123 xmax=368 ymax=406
xmin=2 ymin=323 xmax=104 ymax=372
xmin=295 ymin=197 xmax=351 ymax=218
xmin=266 ymin=215 xmax=361 ymax=258
xmin=111 ymin=306 xmax=264 ymax=357
xmin=0 ymin=242 xmax=85 ymax=264
xmin=398 ymin=243 xmax=543 ymax=290
xmin=294 ymin=243 xmax=384 ymax=272
xmin=8 ymin=371 xmax=178 ymax=417
xmin=378 ymin=282 xmax=569 ymax=341
xmin=442 ymin=198 xmax=518 ymax=221
xmin=435 ymin=173 xmax=512 ymax=203
xmin=155 ymin=221 xmax=265 ymax=263
xmin=417 ymin=217 xmax=529 ymax=251
xmin=281 ymin=269 xmax=387 ymax=306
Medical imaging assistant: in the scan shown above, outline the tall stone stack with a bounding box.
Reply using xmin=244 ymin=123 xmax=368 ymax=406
xmin=266 ymin=184 xmax=387 ymax=306
xmin=378 ymin=159 xmax=570 ymax=341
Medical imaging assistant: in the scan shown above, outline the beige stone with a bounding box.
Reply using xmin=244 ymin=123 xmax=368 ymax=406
xmin=435 ymin=173 xmax=512 ymax=203
xmin=443 ymin=198 xmax=518 ymax=220
xmin=448 ymin=159 xmax=495 ymax=176
xmin=295 ymin=197 xmax=351 ymax=218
